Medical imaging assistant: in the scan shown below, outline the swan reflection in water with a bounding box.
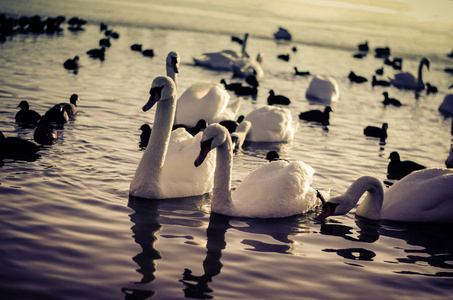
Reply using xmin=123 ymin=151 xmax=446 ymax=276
xmin=319 ymin=217 xmax=453 ymax=277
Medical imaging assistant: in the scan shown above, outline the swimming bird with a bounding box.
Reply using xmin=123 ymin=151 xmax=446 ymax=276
xmin=364 ymin=123 xmax=388 ymax=140
xmin=348 ymin=71 xmax=368 ymax=83
xmin=219 ymin=115 xmax=244 ymax=134
xmin=0 ymin=131 xmax=40 ymax=160
xmin=63 ymin=56 xmax=79 ymax=70
xmin=357 ymin=41 xmax=369 ymax=52
xmin=387 ymin=151 xmax=426 ymax=180
xmin=231 ymin=35 xmax=244 ymax=45
xmin=316 ymin=168 xmax=453 ymax=222
xmin=15 ymin=100 xmax=41 ymax=127
xmin=131 ymin=44 xmax=142 ymax=51
xmin=99 ymin=38 xmax=110 ymax=48
xmin=277 ymin=54 xmax=290 ymax=61
xmin=267 ymin=90 xmax=291 ymax=105
xmin=382 ymin=92 xmax=402 ymax=107
xmin=306 ymin=75 xmax=340 ymax=104
xmin=294 ymin=67 xmax=310 ymax=76
xmin=220 ymin=78 xmax=244 ymax=92
xmin=375 ymin=67 xmax=384 ymax=75
xmin=374 ymin=46 xmax=390 ymax=58
xmin=139 ymin=124 xmax=151 ymax=148
xmin=299 ymin=106 xmax=332 ymax=124
xmin=390 ymin=57 xmax=430 ymax=91
xmin=194 ymin=124 xmax=322 ymax=218
xmin=274 ymin=27 xmax=292 ymax=41
xmin=372 ymin=75 xmax=390 ymax=87
xmin=232 ymin=53 xmax=264 ymax=80
xmin=264 ymin=151 xmax=289 ymax=162
xmin=426 ymin=83 xmax=438 ymax=95
xmin=231 ymin=106 xmax=297 ymax=143
xmin=173 ymin=119 xmax=208 ymax=136
xmin=86 ymin=47 xmax=105 ymax=60
xmin=129 ymin=76 xmax=216 ymax=199
xmin=45 ymin=94 xmax=78 ymax=122
xmin=142 ymin=49 xmax=154 ymax=57
xmin=33 ymin=115 xmax=58 ymax=145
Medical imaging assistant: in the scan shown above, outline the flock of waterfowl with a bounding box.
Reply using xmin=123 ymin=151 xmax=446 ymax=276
xmin=1 ymin=16 xmax=453 ymax=222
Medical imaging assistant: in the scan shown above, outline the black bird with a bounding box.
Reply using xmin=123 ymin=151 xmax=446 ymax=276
xmin=234 ymin=84 xmax=258 ymax=97
xmin=382 ymin=92 xmax=402 ymax=107
xmin=357 ymin=41 xmax=369 ymax=52
xmin=375 ymin=67 xmax=384 ymax=75
xmin=364 ymin=123 xmax=388 ymax=140
xmin=86 ymin=47 xmax=105 ymax=60
xmin=100 ymin=22 xmax=108 ymax=31
xmin=374 ymin=46 xmax=390 ymax=58
xmin=219 ymin=115 xmax=244 ymax=134
xmin=268 ymin=90 xmax=290 ymax=105
xmin=63 ymin=56 xmax=79 ymax=70
xmin=277 ymin=54 xmax=290 ymax=61
xmin=220 ymin=78 xmax=243 ymax=92
xmin=372 ymin=75 xmax=390 ymax=87
xmin=110 ymin=31 xmax=120 ymax=39
xmin=15 ymin=100 xmax=41 ymax=127
xmin=0 ymin=131 xmax=40 ymax=161
xmin=348 ymin=71 xmax=368 ymax=83
xmin=34 ymin=115 xmax=58 ymax=145
xmin=387 ymin=151 xmax=426 ymax=180
xmin=231 ymin=35 xmax=243 ymax=45
xmin=299 ymin=106 xmax=332 ymax=124
xmin=139 ymin=124 xmax=151 ymax=148
xmin=294 ymin=67 xmax=310 ymax=76
xmin=264 ymin=151 xmax=289 ymax=162
xmin=99 ymin=38 xmax=111 ymax=47
xmin=131 ymin=44 xmax=142 ymax=51
xmin=426 ymin=83 xmax=438 ymax=95
xmin=173 ymin=119 xmax=208 ymax=136
xmin=142 ymin=49 xmax=154 ymax=57
xmin=353 ymin=53 xmax=366 ymax=59
xmin=67 ymin=16 xmax=86 ymax=31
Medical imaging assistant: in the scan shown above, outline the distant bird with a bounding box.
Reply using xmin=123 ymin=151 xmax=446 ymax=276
xmin=234 ymin=84 xmax=258 ymax=97
xmin=299 ymin=106 xmax=332 ymax=125
xmin=86 ymin=47 xmax=105 ymax=60
xmin=387 ymin=151 xmax=426 ymax=180
xmin=61 ymin=93 xmax=79 ymax=118
xmin=99 ymin=38 xmax=111 ymax=47
xmin=426 ymin=83 xmax=438 ymax=95
xmin=294 ymin=67 xmax=310 ymax=76
xmin=364 ymin=123 xmax=388 ymax=141
xmin=372 ymin=75 xmax=390 ymax=87
xmin=277 ymin=54 xmax=290 ymax=61
xmin=15 ymin=100 xmax=41 ymax=127
xmin=100 ymin=22 xmax=108 ymax=31
xmin=34 ymin=115 xmax=58 ymax=145
xmin=220 ymin=78 xmax=243 ymax=92
xmin=44 ymin=94 xmax=78 ymax=124
xmin=274 ymin=27 xmax=291 ymax=41
xmin=219 ymin=115 xmax=244 ymax=134
xmin=264 ymin=151 xmax=288 ymax=162
xmin=110 ymin=32 xmax=120 ymax=39
xmin=392 ymin=57 xmax=402 ymax=70
xmin=63 ymin=56 xmax=79 ymax=70
xmin=445 ymin=68 xmax=453 ymax=74
xmin=348 ymin=71 xmax=368 ymax=83
xmin=382 ymin=92 xmax=402 ymax=107
xmin=0 ymin=131 xmax=40 ymax=160
xmin=292 ymin=46 xmax=297 ymax=52
xmin=142 ymin=49 xmax=154 ymax=57
xmin=131 ymin=44 xmax=142 ymax=51
xmin=374 ymin=46 xmax=390 ymax=58
xmin=221 ymin=76 xmax=258 ymax=97
xmin=268 ymin=90 xmax=290 ymax=105
xmin=357 ymin=41 xmax=369 ymax=52
xmin=353 ymin=53 xmax=366 ymax=59
xmin=390 ymin=58 xmax=430 ymax=91
xmin=67 ymin=16 xmax=86 ymax=30
xmin=231 ymin=35 xmax=243 ymax=45
xmin=173 ymin=119 xmax=208 ymax=136
xmin=139 ymin=124 xmax=151 ymax=148
xmin=375 ymin=67 xmax=384 ymax=75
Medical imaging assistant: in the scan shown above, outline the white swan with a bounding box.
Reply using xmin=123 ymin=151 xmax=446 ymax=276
xmin=172 ymin=52 xmax=242 ymax=127
xmin=231 ymin=53 xmax=264 ymax=80
xmin=390 ymin=57 xmax=430 ymax=90
xmin=439 ymin=94 xmax=453 ymax=116
xmin=194 ymin=124 xmax=323 ymax=218
xmin=306 ymin=75 xmax=340 ymax=104
xmin=231 ymin=106 xmax=297 ymax=143
xmin=316 ymin=168 xmax=453 ymax=222
xmin=129 ymin=76 xmax=216 ymax=199
xmin=193 ymin=33 xmax=249 ymax=71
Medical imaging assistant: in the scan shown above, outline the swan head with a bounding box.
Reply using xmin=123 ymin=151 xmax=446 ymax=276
xmin=195 ymin=124 xmax=229 ymax=167
xmin=142 ymin=76 xmax=176 ymax=112
xmin=166 ymin=51 xmax=180 ymax=74
xmin=421 ymin=57 xmax=430 ymax=70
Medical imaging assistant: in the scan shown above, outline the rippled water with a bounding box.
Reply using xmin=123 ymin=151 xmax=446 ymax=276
xmin=1 ymin=1 xmax=453 ymax=299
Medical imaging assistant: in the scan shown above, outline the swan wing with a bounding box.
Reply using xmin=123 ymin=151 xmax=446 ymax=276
xmin=306 ymin=75 xmax=339 ymax=103
xmin=244 ymin=106 xmax=296 ymax=142
xmin=232 ymin=160 xmax=319 ymax=218
xmin=160 ymin=129 xmax=216 ymax=198
xmin=382 ymin=168 xmax=453 ymax=222
xmin=390 ymin=72 xmax=416 ymax=89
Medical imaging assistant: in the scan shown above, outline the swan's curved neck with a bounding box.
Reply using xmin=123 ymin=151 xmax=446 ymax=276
xmin=167 ymin=65 xmax=178 ymax=88
xmin=135 ymin=95 xmax=176 ymax=196
xmin=417 ymin=60 xmax=425 ymax=88
xmin=352 ymin=177 xmax=384 ymax=220
xmin=211 ymin=136 xmax=235 ymax=215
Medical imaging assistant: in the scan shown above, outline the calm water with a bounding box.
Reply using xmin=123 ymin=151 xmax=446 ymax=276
xmin=1 ymin=1 xmax=453 ymax=299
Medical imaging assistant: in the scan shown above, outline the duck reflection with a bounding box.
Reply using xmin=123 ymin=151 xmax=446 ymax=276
xmin=180 ymin=213 xmax=230 ymax=299
xmin=320 ymin=218 xmax=380 ymax=243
